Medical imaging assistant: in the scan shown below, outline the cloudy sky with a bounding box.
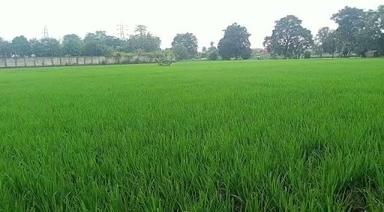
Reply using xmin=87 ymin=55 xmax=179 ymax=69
xmin=0 ymin=0 xmax=382 ymax=49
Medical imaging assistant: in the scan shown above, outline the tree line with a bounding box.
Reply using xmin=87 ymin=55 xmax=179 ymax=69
xmin=264 ymin=5 xmax=384 ymax=58
xmin=0 ymin=25 xmax=161 ymax=58
xmin=0 ymin=5 xmax=383 ymax=61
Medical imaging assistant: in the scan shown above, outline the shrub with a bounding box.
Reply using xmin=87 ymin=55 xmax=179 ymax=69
xmin=156 ymin=50 xmax=175 ymax=66
xmin=207 ymin=49 xmax=219 ymax=61
xmin=304 ymin=51 xmax=311 ymax=59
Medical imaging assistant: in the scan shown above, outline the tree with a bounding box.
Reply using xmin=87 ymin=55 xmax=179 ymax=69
xmin=62 ymin=34 xmax=83 ymax=56
xmin=156 ymin=49 xmax=175 ymax=66
xmin=30 ymin=39 xmax=44 ymax=57
xmin=82 ymin=31 xmax=112 ymax=56
xmin=171 ymin=33 xmax=198 ymax=60
xmin=378 ymin=5 xmax=384 ymax=55
xmin=135 ymin=25 xmax=148 ymax=36
xmin=42 ymin=38 xmax=61 ymax=57
xmin=11 ymin=36 xmax=31 ymax=57
xmin=379 ymin=5 xmax=384 ymax=28
xmin=105 ymin=36 xmax=126 ymax=52
xmin=264 ymin=15 xmax=313 ymax=58
xmin=0 ymin=38 xmax=11 ymax=58
xmin=200 ymin=46 xmax=207 ymax=58
xmin=207 ymin=42 xmax=219 ymax=60
xmin=355 ymin=10 xmax=383 ymax=56
xmin=331 ymin=6 xmax=384 ymax=57
xmin=218 ymin=23 xmax=252 ymax=60
xmin=127 ymin=33 xmax=161 ymax=53
xmin=30 ymin=38 xmax=61 ymax=57
xmin=331 ymin=7 xmax=366 ymax=56
xmin=315 ymin=27 xmax=338 ymax=57
xmin=125 ymin=25 xmax=161 ymax=52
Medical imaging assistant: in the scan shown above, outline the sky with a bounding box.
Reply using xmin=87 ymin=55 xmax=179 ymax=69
xmin=0 ymin=0 xmax=382 ymax=49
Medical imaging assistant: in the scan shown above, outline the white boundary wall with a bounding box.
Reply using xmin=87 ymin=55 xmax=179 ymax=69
xmin=0 ymin=55 xmax=157 ymax=68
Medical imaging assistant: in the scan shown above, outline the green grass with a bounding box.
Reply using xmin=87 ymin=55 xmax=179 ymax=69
xmin=0 ymin=59 xmax=383 ymax=211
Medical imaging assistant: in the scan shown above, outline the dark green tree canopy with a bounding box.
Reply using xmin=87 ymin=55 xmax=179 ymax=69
xmin=355 ymin=10 xmax=383 ymax=56
xmin=171 ymin=33 xmax=198 ymax=60
xmin=331 ymin=7 xmax=367 ymax=56
xmin=264 ymin=15 xmax=313 ymax=58
xmin=11 ymin=36 xmax=31 ymax=57
xmin=315 ymin=27 xmax=338 ymax=56
xmin=30 ymin=39 xmax=43 ymax=57
xmin=218 ymin=23 xmax=252 ymax=60
xmin=125 ymin=25 xmax=161 ymax=52
xmin=378 ymin=5 xmax=384 ymax=54
xmin=135 ymin=25 xmax=148 ymax=36
xmin=0 ymin=38 xmax=11 ymax=58
xmin=62 ymin=34 xmax=83 ymax=56
xmin=207 ymin=42 xmax=219 ymax=60
xmin=82 ymin=31 xmax=113 ymax=56
xmin=329 ymin=6 xmax=384 ymax=56
xmin=127 ymin=36 xmax=161 ymax=53
xmin=31 ymin=38 xmax=61 ymax=57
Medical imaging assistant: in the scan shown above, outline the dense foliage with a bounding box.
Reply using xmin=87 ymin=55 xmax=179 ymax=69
xmin=62 ymin=34 xmax=83 ymax=56
xmin=172 ymin=33 xmax=198 ymax=60
xmin=0 ymin=5 xmax=383 ymax=59
xmin=316 ymin=5 xmax=384 ymax=57
xmin=264 ymin=16 xmax=313 ymax=59
xmin=218 ymin=23 xmax=252 ymax=60
xmin=0 ymin=25 xmax=161 ymax=58
xmin=207 ymin=44 xmax=219 ymax=60
xmin=264 ymin=5 xmax=384 ymax=58
xmin=126 ymin=25 xmax=161 ymax=53
xmin=314 ymin=27 xmax=338 ymax=57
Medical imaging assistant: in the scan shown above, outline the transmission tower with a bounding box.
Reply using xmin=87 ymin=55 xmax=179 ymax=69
xmin=116 ymin=24 xmax=128 ymax=39
xmin=43 ymin=26 xmax=49 ymax=38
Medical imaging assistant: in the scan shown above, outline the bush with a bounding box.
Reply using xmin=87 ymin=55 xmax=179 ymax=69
xmin=156 ymin=50 xmax=175 ymax=66
xmin=208 ymin=48 xmax=219 ymax=60
xmin=304 ymin=51 xmax=311 ymax=59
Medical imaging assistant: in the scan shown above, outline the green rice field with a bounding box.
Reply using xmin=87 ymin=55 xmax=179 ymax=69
xmin=0 ymin=59 xmax=383 ymax=211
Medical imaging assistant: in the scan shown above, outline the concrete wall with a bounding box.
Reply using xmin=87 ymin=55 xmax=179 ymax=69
xmin=0 ymin=55 xmax=157 ymax=68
